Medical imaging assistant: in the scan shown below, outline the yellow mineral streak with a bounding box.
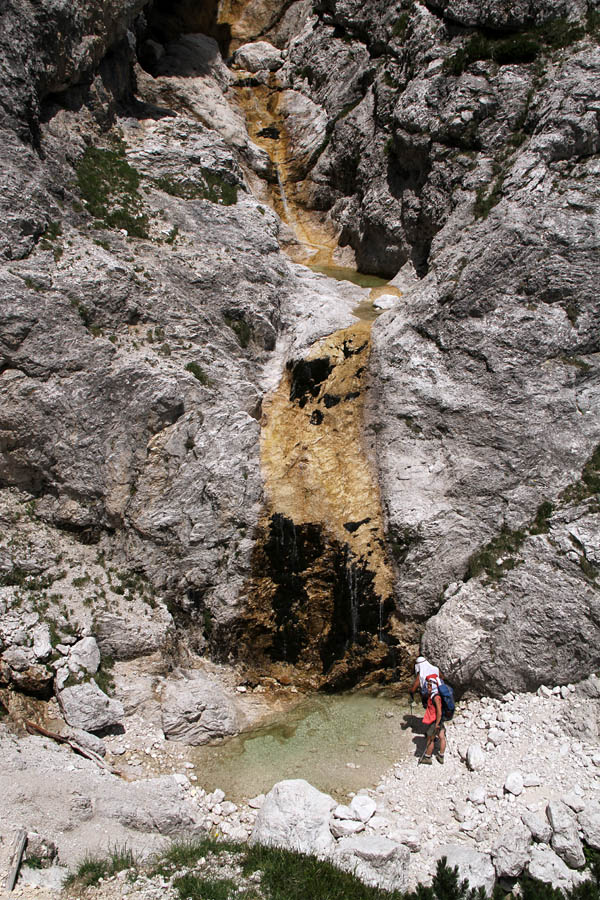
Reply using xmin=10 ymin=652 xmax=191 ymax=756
xmin=261 ymin=321 xmax=394 ymax=601
xmin=233 ymin=79 xmax=342 ymax=266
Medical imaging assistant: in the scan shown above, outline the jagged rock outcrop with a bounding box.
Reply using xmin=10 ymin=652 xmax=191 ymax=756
xmin=254 ymin=0 xmax=600 ymax=689
xmin=0 ymin=0 xmax=599 ymax=704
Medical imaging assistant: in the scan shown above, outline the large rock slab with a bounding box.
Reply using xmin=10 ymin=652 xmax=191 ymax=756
xmin=436 ymin=846 xmax=496 ymax=897
xmin=161 ymin=671 xmax=239 ymax=745
xmin=528 ymin=845 xmax=588 ymax=891
xmin=56 ymin=682 xmax=124 ymax=732
xmin=251 ymin=779 xmax=336 ymax=856
xmin=334 ymin=834 xmax=410 ymax=891
xmin=95 ymin=613 xmax=170 ymax=661
xmin=578 ymin=805 xmax=600 ymax=851
xmin=492 ymin=825 xmax=532 ymax=878
xmin=547 ymin=801 xmax=585 ymax=869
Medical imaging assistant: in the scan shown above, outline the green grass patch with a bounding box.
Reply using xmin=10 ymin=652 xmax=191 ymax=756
xmin=242 ymin=843 xmax=405 ymax=900
xmin=151 ymin=836 xmax=224 ymax=876
xmin=65 ymin=845 xmax=137 ymax=888
xmin=155 ymin=170 xmax=238 ymax=206
xmin=173 ymin=874 xmax=251 ymax=900
xmin=529 ymin=501 xmax=554 ymax=535
xmin=473 ymin=169 xmax=506 ymax=218
xmin=93 ymin=654 xmax=115 ymax=696
xmin=465 ymin=525 xmax=526 ymax=582
xmin=392 ymin=12 xmax=410 ymax=39
xmin=76 ymin=141 xmax=149 ymax=238
xmin=185 ymin=362 xmax=211 ymax=386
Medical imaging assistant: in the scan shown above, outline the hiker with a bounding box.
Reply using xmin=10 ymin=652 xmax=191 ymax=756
xmin=409 ymin=655 xmax=441 ymax=707
xmin=409 ymin=655 xmax=452 ymax=765
xmin=420 ymin=677 xmax=447 ymax=764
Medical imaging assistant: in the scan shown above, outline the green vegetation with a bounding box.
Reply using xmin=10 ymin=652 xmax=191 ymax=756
xmin=64 ymin=845 xmax=137 ymax=888
xmin=93 ymin=654 xmax=115 ymax=696
xmin=173 ymin=874 xmax=256 ymax=900
xmin=530 ymin=501 xmax=554 ymax=535
xmin=64 ymin=840 xmax=600 ymax=900
xmin=561 ymin=356 xmax=592 ymax=374
xmin=392 ymin=12 xmax=410 ymax=39
xmin=444 ymin=18 xmax=586 ymax=76
xmin=465 ymin=524 xmax=527 ymax=582
xmin=561 ymin=444 xmax=600 ymax=504
xmin=473 ymin=168 xmax=506 ymax=219
xmin=155 ymin=170 xmax=238 ymax=206
xmin=76 ymin=140 xmax=149 ymax=238
xmin=465 ymin=496 xmax=560 ymax=582
xmin=224 ymin=313 xmax=252 ymax=348
xmin=0 ymin=567 xmax=54 ymax=591
xmin=185 ymin=361 xmax=211 ymax=386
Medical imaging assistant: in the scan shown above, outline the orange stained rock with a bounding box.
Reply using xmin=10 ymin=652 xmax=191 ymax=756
xmin=261 ymin=320 xmax=394 ymax=601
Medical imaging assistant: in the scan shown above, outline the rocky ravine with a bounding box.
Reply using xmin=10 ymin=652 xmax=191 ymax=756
xmin=1 ymin=0 xmax=600 ymax=894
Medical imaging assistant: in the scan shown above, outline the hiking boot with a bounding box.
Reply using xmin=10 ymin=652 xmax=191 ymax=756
xmin=419 ymin=754 xmax=433 ymax=765
xmin=436 ymin=753 xmax=445 ymax=765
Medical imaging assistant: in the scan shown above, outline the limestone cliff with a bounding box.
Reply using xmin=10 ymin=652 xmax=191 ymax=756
xmin=0 ymin=0 xmax=599 ymax=704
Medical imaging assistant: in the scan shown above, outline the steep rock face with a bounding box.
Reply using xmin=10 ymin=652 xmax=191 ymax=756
xmin=0 ymin=0 xmax=291 ymax=676
xmin=255 ymin=0 xmax=600 ymax=690
xmin=1 ymin=0 xmax=599 ymax=700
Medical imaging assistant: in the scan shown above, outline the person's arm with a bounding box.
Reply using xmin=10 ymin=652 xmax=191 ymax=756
xmin=410 ymin=675 xmax=419 ymax=696
xmin=433 ymin=694 xmax=442 ymax=730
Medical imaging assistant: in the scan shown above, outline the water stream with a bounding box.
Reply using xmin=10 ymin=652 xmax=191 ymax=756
xmin=190 ymin=689 xmax=413 ymax=802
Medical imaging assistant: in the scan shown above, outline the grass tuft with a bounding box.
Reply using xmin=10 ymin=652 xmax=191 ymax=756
xmin=65 ymin=844 xmax=137 ymax=888
xmin=185 ymin=362 xmax=211 ymax=386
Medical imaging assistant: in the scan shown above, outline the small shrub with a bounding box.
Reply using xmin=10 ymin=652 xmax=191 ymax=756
xmin=465 ymin=525 xmax=527 ymax=582
xmin=76 ymin=141 xmax=149 ymax=238
xmin=530 ymin=501 xmax=554 ymax=535
xmin=392 ymin=12 xmax=410 ymax=39
xmin=185 ymin=362 xmax=211 ymax=385
xmin=93 ymin=655 xmax=115 ymax=696
xmin=561 ymin=444 xmax=600 ymax=504
xmin=444 ymin=18 xmax=585 ymax=76
xmin=155 ymin=170 xmax=238 ymax=206
xmin=473 ymin=171 xmax=506 ymax=219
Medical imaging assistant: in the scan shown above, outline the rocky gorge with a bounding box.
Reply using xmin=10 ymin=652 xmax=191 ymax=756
xmin=0 ymin=0 xmax=600 ymax=895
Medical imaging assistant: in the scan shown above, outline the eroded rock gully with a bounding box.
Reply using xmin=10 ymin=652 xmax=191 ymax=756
xmin=234 ymin=321 xmax=399 ymax=688
xmin=0 ymin=0 xmax=600 ymax=883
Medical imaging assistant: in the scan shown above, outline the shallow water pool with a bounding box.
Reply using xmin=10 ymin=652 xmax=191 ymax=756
xmin=190 ymin=689 xmax=415 ymax=802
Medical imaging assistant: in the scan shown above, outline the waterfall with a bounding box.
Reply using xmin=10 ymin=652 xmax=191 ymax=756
xmin=275 ymin=164 xmax=290 ymax=219
xmin=346 ymin=554 xmax=359 ymax=644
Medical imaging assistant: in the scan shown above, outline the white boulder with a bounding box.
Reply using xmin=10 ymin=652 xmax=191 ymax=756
xmin=528 ymin=845 xmax=588 ymax=891
xmin=251 ymin=780 xmax=336 ymax=856
xmin=504 ymin=771 xmax=524 ymax=796
xmin=330 ymin=818 xmax=365 ymax=838
xmin=547 ymin=802 xmax=585 ymax=869
xmin=161 ymin=672 xmax=238 ymax=744
xmin=436 ymin=846 xmax=496 ymax=897
xmin=350 ymin=794 xmax=377 ymax=823
xmin=231 ymin=41 xmax=283 ymax=72
xmin=466 ymin=744 xmax=485 ymax=771
xmin=578 ymin=805 xmax=600 ymax=850
xmin=69 ymin=637 xmax=100 ymax=674
xmin=522 ymin=810 xmax=552 ymax=844
xmin=57 ymin=682 xmax=123 ymax=732
xmin=492 ymin=826 xmax=532 ymax=878
xmin=334 ymin=834 xmax=410 ymax=891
